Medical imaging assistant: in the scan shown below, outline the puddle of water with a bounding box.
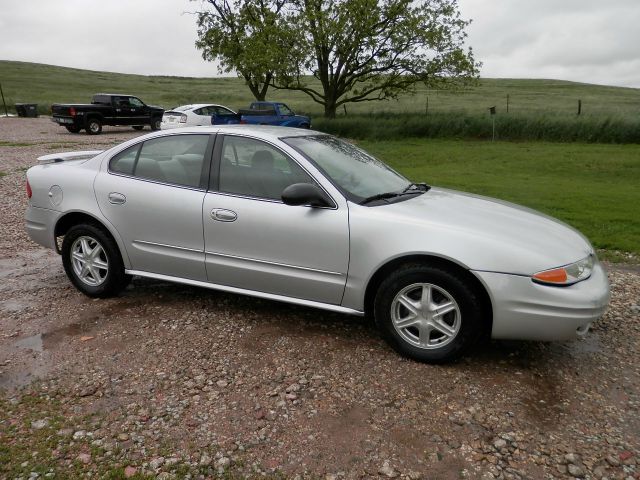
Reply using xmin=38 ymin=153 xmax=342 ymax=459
xmin=14 ymin=334 xmax=43 ymax=352
xmin=12 ymin=321 xmax=95 ymax=353
xmin=564 ymin=333 xmax=602 ymax=354
xmin=0 ymin=299 xmax=29 ymax=313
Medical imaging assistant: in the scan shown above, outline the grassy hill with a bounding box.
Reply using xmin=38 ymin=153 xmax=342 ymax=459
xmin=1 ymin=60 xmax=639 ymax=142
xmin=1 ymin=60 xmax=638 ymax=115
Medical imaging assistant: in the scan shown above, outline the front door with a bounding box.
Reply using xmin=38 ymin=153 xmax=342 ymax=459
xmin=94 ymin=133 xmax=214 ymax=280
xmin=203 ymin=134 xmax=349 ymax=304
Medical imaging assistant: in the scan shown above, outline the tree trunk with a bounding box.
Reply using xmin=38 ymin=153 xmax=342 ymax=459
xmin=247 ymin=81 xmax=267 ymax=101
xmin=243 ymin=73 xmax=269 ymax=101
xmin=323 ymin=102 xmax=337 ymax=118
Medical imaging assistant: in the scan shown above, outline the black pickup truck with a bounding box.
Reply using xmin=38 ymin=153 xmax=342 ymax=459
xmin=51 ymin=94 xmax=164 ymax=135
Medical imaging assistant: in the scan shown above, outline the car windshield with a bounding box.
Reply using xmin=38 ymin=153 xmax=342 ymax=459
xmin=283 ymin=135 xmax=412 ymax=202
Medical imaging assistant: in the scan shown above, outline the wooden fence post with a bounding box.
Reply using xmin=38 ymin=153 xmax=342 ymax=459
xmin=0 ymin=83 xmax=8 ymax=117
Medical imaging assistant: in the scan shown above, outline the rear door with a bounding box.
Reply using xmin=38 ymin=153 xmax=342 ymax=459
xmin=111 ymin=96 xmax=131 ymax=124
xmin=202 ymin=134 xmax=350 ymax=304
xmin=94 ymin=133 xmax=214 ymax=280
xmin=193 ymin=107 xmax=213 ymax=126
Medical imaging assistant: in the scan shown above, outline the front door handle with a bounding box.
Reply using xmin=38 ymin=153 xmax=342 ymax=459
xmin=211 ymin=208 xmax=237 ymax=222
xmin=108 ymin=192 xmax=126 ymax=205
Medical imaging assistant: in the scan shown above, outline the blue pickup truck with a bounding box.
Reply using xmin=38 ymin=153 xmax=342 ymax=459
xmin=211 ymin=101 xmax=311 ymax=128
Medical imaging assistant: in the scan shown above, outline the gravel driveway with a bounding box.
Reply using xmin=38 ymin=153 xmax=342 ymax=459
xmin=1 ymin=118 xmax=639 ymax=480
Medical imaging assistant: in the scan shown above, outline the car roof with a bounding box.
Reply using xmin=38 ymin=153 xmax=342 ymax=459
xmin=164 ymin=124 xmax=323 ymax=141
xmin=170 ymin=104 xmax=226 ymax=111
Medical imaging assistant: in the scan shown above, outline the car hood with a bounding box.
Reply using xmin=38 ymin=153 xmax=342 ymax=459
xmin=369 ymin=187 xmax=594 ymax=274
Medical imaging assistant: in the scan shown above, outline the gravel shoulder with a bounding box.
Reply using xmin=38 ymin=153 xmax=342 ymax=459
xmin=1 ymin=118 xmax=639 ymax=480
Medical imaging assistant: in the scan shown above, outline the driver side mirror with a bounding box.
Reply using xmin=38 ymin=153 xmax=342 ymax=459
xmin=281 ymin=183 xmax=333 ymax=208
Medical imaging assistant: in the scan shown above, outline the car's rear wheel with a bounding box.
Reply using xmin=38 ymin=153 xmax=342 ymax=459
xmin=65 ymin=125 xmax=81 ymax=133
xmin=374 ymin=264 xmax=483 ymax=363
xmin=86 ymin=118 xmax=102 ymax=135
xmin=150 ymin=118 xmax=161 ymax=131
xmin=61 ymin=224 xmax=129 ymax=298
xmin=132 ymin=125 xmax=144 ymax=131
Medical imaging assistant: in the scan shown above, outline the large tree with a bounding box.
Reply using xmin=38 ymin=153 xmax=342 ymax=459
xmin=195 ymin=0 xmax=297 ymax=101
xmin=278 ymin=0 xmax=480 ymax=117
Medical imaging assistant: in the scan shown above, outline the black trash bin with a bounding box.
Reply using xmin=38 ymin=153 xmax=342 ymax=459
xmin=15 ymin=103 xmax=39 ymax=118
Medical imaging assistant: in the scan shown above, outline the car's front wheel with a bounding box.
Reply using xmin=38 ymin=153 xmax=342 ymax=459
xmin=374 ymin=264 xmax=484 ymax=363
xmin=61 ymin=224 xmax=129 ymax=298
xmin=150 ymin=118 xmax=161 ymax=131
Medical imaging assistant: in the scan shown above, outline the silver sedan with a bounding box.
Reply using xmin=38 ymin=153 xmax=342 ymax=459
xmin=24 ymin=126 xmax=610 ymax=362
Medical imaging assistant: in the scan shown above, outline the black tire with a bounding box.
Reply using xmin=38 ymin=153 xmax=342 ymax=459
xmin=65 ymin=125 xmax=81 ymax=133
xmin=299 ymin=123 xmax=310 ymax=129
xmin=374 ymin=264 xmax=484 ymax=363
xmin=61 ymin=223 xmax=129 ymax=298
xmin=150 ymin=117 xmax=161 ymax=131
xmin=132 ymin=125 xmax=145 ymax=131
xmin=86 ymin=118 xmax=102 ymax=135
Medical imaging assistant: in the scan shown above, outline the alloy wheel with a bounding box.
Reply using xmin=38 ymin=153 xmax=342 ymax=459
xmin=390 ymin=283 xmax=461 ymax=349
xmin=70 ymin=236 xmax=109 ymax=286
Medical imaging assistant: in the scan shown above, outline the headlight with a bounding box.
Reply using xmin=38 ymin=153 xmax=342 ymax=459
xmin=532 ymin=255 xmax=594 ymax=286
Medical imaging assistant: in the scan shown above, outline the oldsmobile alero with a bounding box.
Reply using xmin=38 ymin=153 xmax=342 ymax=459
xmin=25 ymin=125 xmax=610 ymax=362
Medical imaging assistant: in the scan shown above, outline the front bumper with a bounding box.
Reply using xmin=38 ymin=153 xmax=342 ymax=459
xmin=474 ymin=262 xmax=610 ymax=341
xmin=25 ymin=205 xmax=61 ymax=250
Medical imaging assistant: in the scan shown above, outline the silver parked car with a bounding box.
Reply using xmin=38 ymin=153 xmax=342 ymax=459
xmin=25 ymin=126 xmax=610 ymax=362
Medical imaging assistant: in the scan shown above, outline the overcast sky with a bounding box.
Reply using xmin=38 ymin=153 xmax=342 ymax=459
xmin=0 ymin=0 xmax=638 ymax=87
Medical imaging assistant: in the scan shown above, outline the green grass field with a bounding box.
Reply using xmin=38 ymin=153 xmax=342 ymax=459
xmin=2 ymin=60 xmax=639 ymax=117
xmin=360 ymin=139 xmax=640 ymax=257
xmin=2 ymin=60 xmax=639 ymax=143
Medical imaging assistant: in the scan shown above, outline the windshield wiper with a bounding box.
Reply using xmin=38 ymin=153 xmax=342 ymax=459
xmin=360 ymin=191 xmax=404 ymax=205
xmin=360 ymin=183 xmax=430 ymax=205
xmin=402 ymin=182 xmax=430 ymax=193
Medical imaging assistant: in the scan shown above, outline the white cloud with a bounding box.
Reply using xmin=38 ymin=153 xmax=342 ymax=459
xmin=457 ymin=0 xmax=640 ymax=86
xmin=0 ymin=0 xmax=638 ymax=86
xmin=0 ymin=0 xmax=217 ymax=77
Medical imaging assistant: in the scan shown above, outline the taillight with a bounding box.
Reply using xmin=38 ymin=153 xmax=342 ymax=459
xmin=69 ymin=107 xmax=76 ymax=116
xmin=26 ymin=179 xmax=32 ymax=199
xmin=179 ymin=114 xmax=187 ymax=123
xmin=240 ymin=119 xmax=247 ymax=124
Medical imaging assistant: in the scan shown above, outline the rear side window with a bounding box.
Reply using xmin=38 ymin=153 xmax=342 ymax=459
xmin=109 ymin=135 xmax=210 ymax=188
xmin=110 ymin=145 xmax=139 ymax=175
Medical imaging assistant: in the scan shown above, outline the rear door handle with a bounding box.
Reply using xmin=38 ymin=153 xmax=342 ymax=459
xmin=108 ymin=192 xmax=126 ymax=205
xmin=211 ymin=208 xmax=237 ymax=222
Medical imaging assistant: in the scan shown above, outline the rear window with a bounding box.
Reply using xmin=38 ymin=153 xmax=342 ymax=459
xmin=92 ymin=95 xmax=110 ymax=105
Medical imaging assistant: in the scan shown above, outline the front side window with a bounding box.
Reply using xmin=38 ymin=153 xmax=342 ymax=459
xmin=277 ymin=103 xmax=294 ymax=115
xmin=218 ymin=136 xmax=313 ymax=200
xmin=129 ymin=97 xmax=144 ymax=108
xmin=109 ymin=135 xmax=209 ymax=188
